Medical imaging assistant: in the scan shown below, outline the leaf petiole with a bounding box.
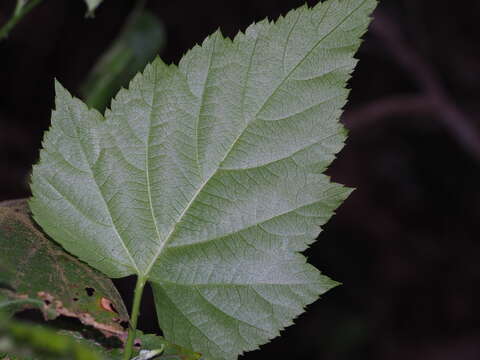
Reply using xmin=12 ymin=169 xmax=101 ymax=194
xmin=123 ymin=276 xmax=147 ymax=360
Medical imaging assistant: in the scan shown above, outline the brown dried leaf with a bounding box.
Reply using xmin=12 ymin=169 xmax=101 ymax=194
xmin=0 ymin=199 xmax=128 ymax=340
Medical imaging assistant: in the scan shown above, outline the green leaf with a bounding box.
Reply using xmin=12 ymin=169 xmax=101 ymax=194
xmin=30 ymin=0 xmax=377 ymax=358
xmin=0 ymin=318 xmax=106 ymax=360
xmin=134 ymin=332 xmax=201 ymax=360
xmin=85 ymin=0 xmax=102 ymax=15
xmin=54 ymin=330 xmax=202 ymax=360
xmin=81 ymin=9 xmax=166 ymax=112
xmin=16 ymin=0 xmax=29 ymax=12
xmin=57 ymin=330 xmax=123 ymax=360
xmin=0 ymin=200 xmax=128 ymax=337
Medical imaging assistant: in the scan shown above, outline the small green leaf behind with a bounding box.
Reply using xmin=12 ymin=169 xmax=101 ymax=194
xmin=81 ymin=9 xmax=165 ymax=112
xmin=85 ymin=0 xmax=103 ymax=16
xmin=16 ymin=0 xmax=29 ymax=12
xmin=0 ymin=317 xmax=106 ymax=360
xmin=0 ymin=200 xmax=128 ymax=339
xmin=56 ymin=330 xmax=202 ymax=360
xmin=134 ymin=332 xmax=201 ymax=360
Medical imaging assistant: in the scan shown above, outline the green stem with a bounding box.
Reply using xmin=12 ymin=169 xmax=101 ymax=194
xmin=123 ymin=276 xmax=147 ymax=360
xmin=0 ymin=0 xmax=43 ymax=40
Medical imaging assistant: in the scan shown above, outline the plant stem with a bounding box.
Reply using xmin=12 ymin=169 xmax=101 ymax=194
xmin=123 ymin=276 xmax=147 ymax=360
xmin=0 ymin=0 xmax=43 ymax=40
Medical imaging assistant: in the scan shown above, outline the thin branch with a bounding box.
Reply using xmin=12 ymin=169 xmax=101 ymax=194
xmin=371 ymin=14 xmax=440 ymax=94
xmin=0 ymin=0 xmax=44 ymax=40
xmin=351 ymin=11 xmax=480 ymax=160
xmin=343 ymin=94 xmax=432 ymax=130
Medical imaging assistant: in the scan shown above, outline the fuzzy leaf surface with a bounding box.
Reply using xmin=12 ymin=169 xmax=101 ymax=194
xmin=81 ymin=9 xmax=165 ymax=112
xmin=30 ymin=0 xmax=377 ymax=358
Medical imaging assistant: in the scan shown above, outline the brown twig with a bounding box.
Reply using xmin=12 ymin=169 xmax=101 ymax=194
xmin=345 ymin=11 xmax=480 ymax=160
xmin=343 ymin=94 xmax=432 ymax=130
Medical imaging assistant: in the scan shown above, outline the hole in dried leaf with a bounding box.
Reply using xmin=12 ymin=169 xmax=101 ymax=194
xmin=73 ymin=297 xmax=79 ymax=302
xmin=85 ymin=287 xmax=95 ymax=296
xmin=100 ymin=297 xmax=119 ymax=313
xmin=109 ymin=302 xmax=119 ymax=314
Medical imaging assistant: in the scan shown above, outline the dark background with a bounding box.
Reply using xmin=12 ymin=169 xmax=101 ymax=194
xmin=1 ymin=0 xmax=480 ymax=359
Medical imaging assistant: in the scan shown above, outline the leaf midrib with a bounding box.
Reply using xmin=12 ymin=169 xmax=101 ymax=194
xmin=143 ymin=65 xmax=164 ymax=278
xmin=143 ymin=36 xmax=219 ymax=277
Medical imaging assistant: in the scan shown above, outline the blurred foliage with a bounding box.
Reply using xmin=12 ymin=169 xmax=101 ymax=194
xmin=0 ymin=0 xmax=43 ymax=40
xmin=0 ymin=318 xmax=202 ymax=360
xmin=0 ymin=316 xmax=108 ymax=360
xmin=81 ymin=6 xmax=165 ymax=112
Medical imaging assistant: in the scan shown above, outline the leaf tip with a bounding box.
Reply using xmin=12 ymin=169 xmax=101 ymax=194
xmin=53 ymin=79 xmax=70 ymax=100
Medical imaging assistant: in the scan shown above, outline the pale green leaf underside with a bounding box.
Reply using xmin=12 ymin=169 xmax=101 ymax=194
xmin=30 ymin=0 xmax=376 ymax=359
xmin=85 ymin=0 xmax=102 ymax=13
